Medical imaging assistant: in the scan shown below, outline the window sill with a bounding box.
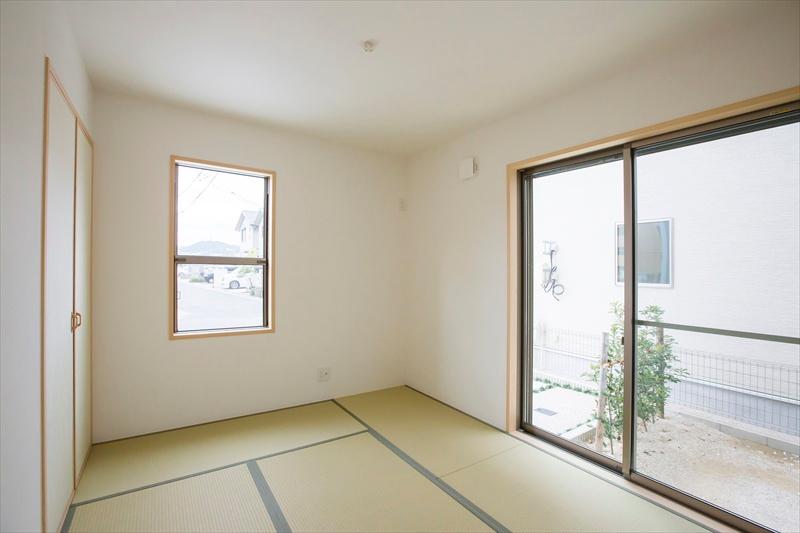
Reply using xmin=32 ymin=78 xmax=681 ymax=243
xmin=170 ymin=326 xmax=274 ymax=340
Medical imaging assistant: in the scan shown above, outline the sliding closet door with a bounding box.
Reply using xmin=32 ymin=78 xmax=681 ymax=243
xmin=43 ymin=75 xmax=76 ymax=532
xmin=73 ymin=127 xmax=92 ymax=482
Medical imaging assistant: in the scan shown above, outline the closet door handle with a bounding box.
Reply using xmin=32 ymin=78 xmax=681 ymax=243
xmin=71 ymin=311 xmax=82 ymax=332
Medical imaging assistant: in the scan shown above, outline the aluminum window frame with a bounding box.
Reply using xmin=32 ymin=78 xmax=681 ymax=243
xmin=169 ymin=155 xmax=275 ymax=339
xmin=520 ymin=149 xmax=625 ymax=474
xmin=518 ymin=101 xmax=800 ymax=533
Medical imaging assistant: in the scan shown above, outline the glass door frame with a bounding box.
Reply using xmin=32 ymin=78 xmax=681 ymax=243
xmin=519 ymin=146 xmax=626 ymax=474
xmin=519 ymin=101 xmax=800 ymax=533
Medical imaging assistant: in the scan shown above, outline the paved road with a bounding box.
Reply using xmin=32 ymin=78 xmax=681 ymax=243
xmin=177 ymin=279 xmax=263 ymax=331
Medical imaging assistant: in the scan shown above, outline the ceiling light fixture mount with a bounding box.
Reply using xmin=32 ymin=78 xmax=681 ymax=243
xmin=362 ymin=40 xmax=376 ymax=53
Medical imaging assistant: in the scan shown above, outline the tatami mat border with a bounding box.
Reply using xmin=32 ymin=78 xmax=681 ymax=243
xmin=404 ymin=385 xmax=716 ymax=532
xmin=60 ymin=507 xmax=76 ymax=533
xmin=331 ymin=399 xmax=510 ymax=533
xmin=247 ymin=461 xmax=292 ymax=533
xmin=70 ymin=430 xmax=368 ymax=508
xmin=64 ymin=386 xmax=717 ymax=533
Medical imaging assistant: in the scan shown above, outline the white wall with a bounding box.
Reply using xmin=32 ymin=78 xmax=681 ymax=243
xmin=0 ymin=2 xmax=93 ymax=531
xmin=91 ymin=92 xmax=407 ymax=442
xmin=404 ymin=5 xmax=800 ymax=429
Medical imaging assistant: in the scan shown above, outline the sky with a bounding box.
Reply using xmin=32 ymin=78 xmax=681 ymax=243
xmin=176 ymin=165 xmax=265 ymax=253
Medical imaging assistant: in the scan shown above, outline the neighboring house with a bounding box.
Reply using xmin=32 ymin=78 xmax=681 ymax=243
xmin=530 ymin=128 xmax=800 ymax=366
xmin=235 ymin=209 xmax=264 ymax=256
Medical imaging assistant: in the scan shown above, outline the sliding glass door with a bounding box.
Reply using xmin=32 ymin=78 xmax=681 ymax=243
xmin=631 ymin=114 xmax=800 ymax=532
xmin=521 ymin=104 xmax=800 ymax=532
xmin=521 ymin=152 xmax=624 ymax=468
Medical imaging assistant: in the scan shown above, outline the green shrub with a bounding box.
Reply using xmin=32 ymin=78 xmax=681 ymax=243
xmin=588 ymin=301 xmax=687 ymax=452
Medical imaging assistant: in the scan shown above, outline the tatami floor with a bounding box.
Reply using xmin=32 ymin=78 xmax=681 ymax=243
xmin=65 ymin=387 xmax=709 ymax=533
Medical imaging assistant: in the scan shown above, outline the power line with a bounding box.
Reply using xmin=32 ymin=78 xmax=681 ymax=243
xmin=180 ymin=173 xmax=217 ymax=214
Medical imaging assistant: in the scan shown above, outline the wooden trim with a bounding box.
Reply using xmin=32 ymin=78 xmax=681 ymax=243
xmin=268 ymin=168 xmax=276 ymax=333
xmin=94 ymin=398 xmax=331 ymax=446
xmin=171 ymin=326 xmax=274 ymax=340
xmin=168 ymin=155 xmax=276 ymax=340
xmin=88 ymin=124 xmax=95 ymax=452
xmin=168 ymin=156 xmax=176 ymax=338
xmin=505 ymin=165 xmax=520 ymax=432
xmin=170 ymin=155 xmax=274 ymax=180
xmin=40 ymin=55 xmax=50 ymax=533
xmin=73 ymin=125 xmax=94 ymax=487
xmin=54 ymin=487 xmax=76 ymax=533
xmin=505 ymin=85 xmax=800 ymax=432
xmin=508 ymin=86 xmax=800 ymax=174
xmin=71 ymin=114 xmax=78 ymax=491
xmin=75 ymin=447 xmax=91 ymax=488
xmin=46 ymin=62 xmax=94 ymax=147
xmin=172 ymin=155 xmax=272 ymax=177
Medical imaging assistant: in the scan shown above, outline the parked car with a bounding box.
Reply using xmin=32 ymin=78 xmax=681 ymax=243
xmin=199 ymin=265 xmax=234 ymax=284
xmin=214 ymin=267 xmax=262 ymax=290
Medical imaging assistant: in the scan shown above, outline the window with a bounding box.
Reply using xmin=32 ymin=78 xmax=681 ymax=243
xmin=520 ymin=102 xmax=800 ymax=533
xmin=170 ymin=156 xmax=274 ymax=337
xmin=632 ymin=119 xmax=799 ymax=533
xmin=615 ymin=219 xmax=672 ymax=285
xmin=523 ymin=152 xmax=624 ymax=465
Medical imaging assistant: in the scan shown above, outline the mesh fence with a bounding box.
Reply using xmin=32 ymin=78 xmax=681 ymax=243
xmin=532 ymin=326 xmax=800 ymax=436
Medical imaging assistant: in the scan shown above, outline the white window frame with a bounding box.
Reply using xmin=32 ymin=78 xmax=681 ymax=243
xmin=615 ymin=217 xmax=673 ymax=289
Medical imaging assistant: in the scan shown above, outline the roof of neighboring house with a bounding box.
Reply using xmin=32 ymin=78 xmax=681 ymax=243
xmin=234 ymin=209 xmax=264 ymax=231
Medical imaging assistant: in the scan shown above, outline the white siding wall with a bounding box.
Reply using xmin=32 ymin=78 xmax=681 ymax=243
xmin=532 ymin=126 xmax=800 ymax=365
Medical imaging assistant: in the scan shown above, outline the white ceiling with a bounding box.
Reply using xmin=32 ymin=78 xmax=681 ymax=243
xmin=64 ymin=1 xmax=768 ymax=155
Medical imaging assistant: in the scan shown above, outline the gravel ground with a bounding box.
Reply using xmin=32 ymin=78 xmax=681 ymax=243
xmin=593 ymin=413 xmax=799 ymax=532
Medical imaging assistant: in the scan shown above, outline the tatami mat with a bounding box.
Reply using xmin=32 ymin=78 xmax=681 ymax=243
xmin=68 ymin=465 xmax=275 ymax=533
xmin=336 ymin=387 xmax=520 ymax=476
xmin=442 ymin=444 xmax=706 ymax=532
xmin=75 ymin=401 xmax=364 ymax=502
xmin=70 ymin=388 xmax=709 ymax=533
xmin=257 ymin=432 xmax=491 ymax=532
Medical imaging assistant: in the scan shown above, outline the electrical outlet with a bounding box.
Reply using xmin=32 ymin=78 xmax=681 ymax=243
xmin=317 ymin=367 xmax=331 ymax=382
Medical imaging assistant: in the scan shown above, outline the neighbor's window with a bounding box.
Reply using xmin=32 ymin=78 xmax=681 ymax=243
xmin=616 ymin=219 xmax=672 ymax=285
xmin=171 ymin=156 xmax=274 ymax=337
